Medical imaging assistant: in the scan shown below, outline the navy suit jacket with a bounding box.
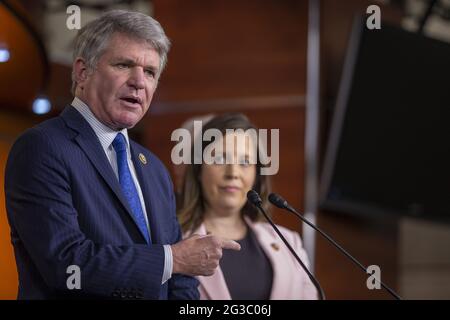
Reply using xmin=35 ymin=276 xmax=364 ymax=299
xmin=4 ymin=105 xmax=199 ymax=300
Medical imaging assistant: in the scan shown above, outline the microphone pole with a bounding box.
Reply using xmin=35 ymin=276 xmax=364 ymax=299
xmin=247 ymin=190 xmax=326 ymax=300
xmin=268 ymin=192 xmax=402 ymax=300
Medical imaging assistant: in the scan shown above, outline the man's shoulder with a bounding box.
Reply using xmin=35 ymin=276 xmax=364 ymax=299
xmin=8 ymin=109 xmax=79 ymax=167
xmin=13 ymin=115 xmax=67 ymax=148
xmin=6 ymin=115 xmax=72 ymax=176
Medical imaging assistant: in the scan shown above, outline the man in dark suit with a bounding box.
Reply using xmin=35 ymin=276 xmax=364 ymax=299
xmin=4 ymin=10 xmax=240 ymax=299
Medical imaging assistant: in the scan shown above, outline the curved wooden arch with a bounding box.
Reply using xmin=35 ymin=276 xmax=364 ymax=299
xmin=0 ymin=0 xmax=49 ymax=113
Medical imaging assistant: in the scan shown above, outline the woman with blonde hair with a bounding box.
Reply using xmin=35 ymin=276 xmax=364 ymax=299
xmin=178 ymin=113 xmax=317 ymax=300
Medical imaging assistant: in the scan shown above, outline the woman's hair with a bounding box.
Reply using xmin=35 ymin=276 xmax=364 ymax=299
xmin=177 ymin=113 xmax=271 ymax=234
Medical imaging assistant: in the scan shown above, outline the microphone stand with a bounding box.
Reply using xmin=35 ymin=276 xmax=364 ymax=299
xmin=247 ymin=190 xmax=326 ymax=300
xmin=269 ymin=193 xmax=402 ymax=300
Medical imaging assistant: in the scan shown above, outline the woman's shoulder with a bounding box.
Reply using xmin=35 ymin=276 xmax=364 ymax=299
xmin=250 ymin=221 xmax=302 ymax=244
xmin=182 ymin=223 xmax=207 ymax=239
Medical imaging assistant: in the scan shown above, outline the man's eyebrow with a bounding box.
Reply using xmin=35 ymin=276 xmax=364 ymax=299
xmin=111 ymin=57 xmax=134 ymax=64
xmin=111 ymin=57 xmax=158 ymax=72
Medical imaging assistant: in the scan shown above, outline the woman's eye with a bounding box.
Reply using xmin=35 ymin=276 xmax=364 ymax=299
xmin=214 ymin=155 xmax=225 ymax=164
xmin=240 ymin=158 xmax=250 ymax=166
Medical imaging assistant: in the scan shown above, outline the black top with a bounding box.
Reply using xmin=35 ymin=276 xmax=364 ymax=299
xmin=220 ymin=226 xmax=273 ymax=300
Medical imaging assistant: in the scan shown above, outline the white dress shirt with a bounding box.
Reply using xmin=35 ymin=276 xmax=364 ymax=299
xmin=72 ymin=97 xmax=172 ymax=284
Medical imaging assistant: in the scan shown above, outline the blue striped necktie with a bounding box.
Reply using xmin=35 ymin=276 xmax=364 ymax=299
xmin=112 ymin=133 xmax=150 ymax=244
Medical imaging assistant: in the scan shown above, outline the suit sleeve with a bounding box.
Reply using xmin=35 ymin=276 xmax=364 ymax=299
xmin=161 ymin=166 xmax=200 ymax=300
xmin=5 ymin=128 xmax=166 ymax=299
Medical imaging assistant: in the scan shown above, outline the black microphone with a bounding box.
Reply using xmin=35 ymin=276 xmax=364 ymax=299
xmin=269 ymin=192 xmax=402 ymax=300
xmin=247 ymin=190 xmax=326 ymax=300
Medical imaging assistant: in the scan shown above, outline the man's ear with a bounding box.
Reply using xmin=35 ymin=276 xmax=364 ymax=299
xmin=73 ymin=57 xmax=89 ymax=89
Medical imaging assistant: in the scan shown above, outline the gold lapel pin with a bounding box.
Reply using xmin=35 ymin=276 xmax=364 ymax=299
xmin=271 ymin=243 xmax=280 ymax=251
xmin=139 ymin=153 xmax=147 ymax=165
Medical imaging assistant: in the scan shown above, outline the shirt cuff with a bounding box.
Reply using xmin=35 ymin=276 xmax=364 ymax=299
xmin=162 ymin=244 xmax=173 ymax=284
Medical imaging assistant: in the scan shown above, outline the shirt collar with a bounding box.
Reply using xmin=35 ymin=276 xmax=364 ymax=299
xmin=71 ymin=97 xmax=130 ymax=153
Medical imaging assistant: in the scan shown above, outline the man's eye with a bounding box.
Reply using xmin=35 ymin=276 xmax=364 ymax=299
xmin=145 ymin=70 xmax=155 ymax=77
xmin=116 ymin=63 xmax=129 ymax=69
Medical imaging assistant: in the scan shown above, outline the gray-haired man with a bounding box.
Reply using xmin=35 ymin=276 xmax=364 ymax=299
xmin=5 ymin=10 xmax=240 ymax=300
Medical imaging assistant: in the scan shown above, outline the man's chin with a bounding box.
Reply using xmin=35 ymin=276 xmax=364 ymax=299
xmin=114 ymin=113 xmax=141 ymax=129
xmin=119 ymin=121 xmax=137 ymax=129
xmin=109 ymin=119 xmax=135 ymax=130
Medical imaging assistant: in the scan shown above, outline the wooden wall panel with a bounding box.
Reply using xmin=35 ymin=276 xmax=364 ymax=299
xmin=0 ymin=140 xmax=18 ymax=299
xmin=153 ymin=0 xmax=308 ymax=102
xmin=148 ymin=0 xmax=309 ymax=233
xmin=315 ymin=212 xmax=399 ymax=299
xmin=0 ymin=111 xmax=39 ymax=299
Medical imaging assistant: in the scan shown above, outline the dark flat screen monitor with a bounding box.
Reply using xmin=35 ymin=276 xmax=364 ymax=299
xmin=320 ymin=19 xmax=450 ymax=224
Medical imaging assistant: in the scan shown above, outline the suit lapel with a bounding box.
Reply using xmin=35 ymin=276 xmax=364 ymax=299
xmin=61 ymin=106 xmax=146 ymax=242
xmin=130 ymin=144 xmax=162 ymax=244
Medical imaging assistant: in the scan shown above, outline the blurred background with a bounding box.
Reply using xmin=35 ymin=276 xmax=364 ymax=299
xmin=1 ymin=0 xmax=450 ymax=299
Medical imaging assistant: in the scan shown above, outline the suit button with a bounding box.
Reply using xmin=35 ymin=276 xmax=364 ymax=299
xmin=136 ymin=289 xmax=144 ymax=300
xmin=111 ymin=290 xmax=120 ymax=298
xmin=120 ymin=290 xmax=128 ymax=299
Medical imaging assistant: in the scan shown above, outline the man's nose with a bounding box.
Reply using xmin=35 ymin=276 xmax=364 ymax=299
xmin=127 ymin=67 xmax=145 ymax=90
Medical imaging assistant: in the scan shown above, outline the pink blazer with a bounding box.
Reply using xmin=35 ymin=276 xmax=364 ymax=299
xmin=186 ymin=218 xmax=318 ymax=300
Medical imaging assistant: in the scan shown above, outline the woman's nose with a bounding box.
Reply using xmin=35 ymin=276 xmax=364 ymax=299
xmin=224 ymin=164 xmax=239 ymax=179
